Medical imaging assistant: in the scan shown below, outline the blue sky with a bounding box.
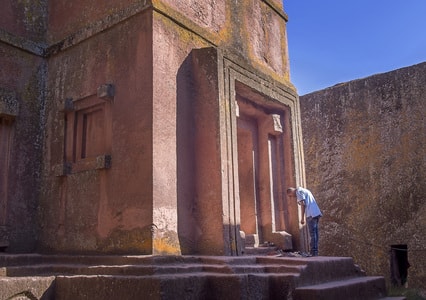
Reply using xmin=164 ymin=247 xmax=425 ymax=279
xmin=284 ymin=1 xmax=426 ymax=95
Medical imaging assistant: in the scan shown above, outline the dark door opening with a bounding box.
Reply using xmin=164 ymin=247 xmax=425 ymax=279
xmin=390 ymin=244 xmax=410 ymax=286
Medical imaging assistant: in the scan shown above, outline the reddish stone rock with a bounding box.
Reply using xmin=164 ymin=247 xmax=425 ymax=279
xmin=0 ymin=0 xmax=303 ymax=257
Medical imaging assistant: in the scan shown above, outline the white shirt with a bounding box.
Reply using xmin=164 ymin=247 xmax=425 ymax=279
xmin=296 ymin=187 xmax=322 ymax=218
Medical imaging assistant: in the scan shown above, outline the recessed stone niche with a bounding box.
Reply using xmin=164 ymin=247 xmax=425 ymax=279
xmin=60 ymin=84 xmax=114 ymax=175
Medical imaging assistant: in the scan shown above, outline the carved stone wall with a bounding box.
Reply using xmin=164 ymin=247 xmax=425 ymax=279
xmin=0 ymin=0 xmax=47 ymax=253
xmin=0 ymin=1 xmax=305 ymax=255
xmin=299 ymin=62 xmax=426 ymax=290
xmin=0 ymin=50 xmax=44 ymax=252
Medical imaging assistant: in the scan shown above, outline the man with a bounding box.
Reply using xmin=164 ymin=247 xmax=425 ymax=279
xmin=287 ymin=187 xmax=322 ymax=256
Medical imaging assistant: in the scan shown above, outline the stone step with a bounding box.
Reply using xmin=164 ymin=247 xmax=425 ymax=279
xmin=53 ymin=272 xmax=300 ymax=300
xmin=291 ymin=256 xmax=367 ymax=285
xmin=1 ymin=272 xmax=399 ymax=300
xmin=0 ymin=272 xmax=301 ymax=300
xmin=255 ymin=256 xmax=367 ymax=286
xmin=0 ymin=255 xmax=368 ymax=286
xmin=0 ymin=254 xmax=399 ymax=299
xmin=294 ymin=276 xmax=389 ymax=300
xmin=0 ymin=253 xmax=292 ymax=267
xmin=2 ymin=261 xmax=304 ymax=277
xmin=243 ymin=246 xmax=278 ymax=256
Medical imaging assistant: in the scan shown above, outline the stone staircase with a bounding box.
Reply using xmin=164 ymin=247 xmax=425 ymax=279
xmin=0 ymin=254 xmax=405 ymax=300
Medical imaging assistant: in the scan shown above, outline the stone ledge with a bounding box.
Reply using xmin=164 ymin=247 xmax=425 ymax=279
xmin=0 ymin=254 xmax=399 ymax=300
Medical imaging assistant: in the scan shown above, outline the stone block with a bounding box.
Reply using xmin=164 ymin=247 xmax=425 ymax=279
xmin=0 ymin=277 xmax=55 ymax=300
xmin=0 ymin=89 xmax=18 ymax=117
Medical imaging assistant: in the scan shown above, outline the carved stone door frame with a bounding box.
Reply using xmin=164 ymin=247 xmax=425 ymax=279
xmin=190 ymin=47 xmax=308 ymax=255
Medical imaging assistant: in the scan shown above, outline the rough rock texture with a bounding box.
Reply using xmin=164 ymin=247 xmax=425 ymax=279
xmin=0 ymin=45 xmax=45 ymax=253
xmin=0 ymin=0 xmax=47 ymax=43
xmin=299 ymin=62 xmax=426 ymax=291
xmin=0 ymin=276 xmax=55 ymax=300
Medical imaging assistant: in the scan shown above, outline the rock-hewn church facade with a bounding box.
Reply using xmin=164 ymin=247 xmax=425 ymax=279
xmin=0 ymin=0 xmax=424 ymax=295
xmin=0 ymin=0 xmax=306 ymax=256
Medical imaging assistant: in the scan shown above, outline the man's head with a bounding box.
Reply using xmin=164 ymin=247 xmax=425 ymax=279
xmin=286 ymin=187 xmax=297 ymax=197
xmin=287 ymin=187 xmax=304 ymax=205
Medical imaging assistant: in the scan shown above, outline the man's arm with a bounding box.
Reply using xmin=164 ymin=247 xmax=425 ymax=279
xmin=298 ymin=200 xmax=306 ymax=224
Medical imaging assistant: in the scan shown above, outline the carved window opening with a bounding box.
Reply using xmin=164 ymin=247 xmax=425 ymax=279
xmin=63 ymin=84 xmax=114 ymax=174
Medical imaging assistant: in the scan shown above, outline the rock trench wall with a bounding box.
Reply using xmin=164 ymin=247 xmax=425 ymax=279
xmin=299 ymin=62 xmax=426 ymax=290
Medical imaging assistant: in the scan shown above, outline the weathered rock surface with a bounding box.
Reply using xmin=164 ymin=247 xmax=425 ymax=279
xmin=0 ymin=254 xmax=405 ymax=300
xmin=300 ymin=62 xmax=426 ymax=291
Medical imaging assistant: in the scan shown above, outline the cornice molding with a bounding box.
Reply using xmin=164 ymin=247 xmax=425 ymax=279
xmin=262 ymin=0 xmax=289 ymax=22
xmin=0 ymin=1 xmax=151 ymax=57
xmin=0 ymin=28 xmax=46 ymax=56
xmin=0 ymin=1 xmax=288 ymax=58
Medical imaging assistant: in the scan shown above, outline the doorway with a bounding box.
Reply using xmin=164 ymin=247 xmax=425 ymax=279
xmin=390 ymin=244 xmax=410 ymax=286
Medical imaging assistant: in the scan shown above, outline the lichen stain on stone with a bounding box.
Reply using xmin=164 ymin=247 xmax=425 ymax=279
xmin=246 ymin=5 xmax=289 ymax=83
xmin=160 ymin=16 xmax=205 ymax=47
xmin=98 ymin=226 xmax=153 ymax=254
xmin=15 ymin=0 xmax=47 ymax=40
xmin=154 ymin=4 xmax=216 ymax=49
xmin=153 ymin=232 xmax=181 ymax=255
xmin=155 ymin=0 xmax=225 ymax=32
xmin=153 ymin=0 xmax=289 ymax=85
